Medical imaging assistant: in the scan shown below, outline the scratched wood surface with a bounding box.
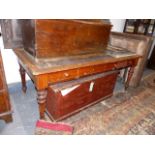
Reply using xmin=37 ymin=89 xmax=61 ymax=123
xmin=20 ymin=19 xmax=112 ymax=58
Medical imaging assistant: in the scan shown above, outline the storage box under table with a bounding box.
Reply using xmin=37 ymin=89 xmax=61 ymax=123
xmin=46 ymin=71 xmax=119 ymax=121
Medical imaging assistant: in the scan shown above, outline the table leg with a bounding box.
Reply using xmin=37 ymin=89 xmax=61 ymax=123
xmin=19 ymin=64 xmax=27 ymax=93
xmin=125 ymin=66 xmax=134 ymax=90
xmin=37 ymin=89 xmax=48 ymax=119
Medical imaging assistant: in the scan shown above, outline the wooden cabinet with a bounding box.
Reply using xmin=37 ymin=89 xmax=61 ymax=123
xmin=20 ymin=19 xmax=112 ymax=59
xmin=46 ymin=71 xmax=119 ymax=121
xmin=0 ymin=50 xmax=12 ymax=123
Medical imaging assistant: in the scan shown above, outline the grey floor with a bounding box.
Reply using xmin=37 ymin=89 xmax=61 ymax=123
xmin=0 ymin=69 xmax=154 ymax=135
xmin=0 ymin=81 xmax=39 ymax=135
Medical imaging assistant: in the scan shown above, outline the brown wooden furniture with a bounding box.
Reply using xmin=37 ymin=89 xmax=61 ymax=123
xmin=47 ymin=71 xmax=119 ymax=121
xmin=20 ymin=19 xmax=112 ymax=59
xmin=0 ymin=50 xmax=13 ymax=123
xmin=1 ymin=19 xmax=140 ymax=120
xmin=13 ymin=48 xmax=140 ymax=119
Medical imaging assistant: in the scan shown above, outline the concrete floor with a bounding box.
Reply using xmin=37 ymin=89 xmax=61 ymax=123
xmin=0 ymin=81 xmax=39 ymax=135
xmin=0 ymin=69 xmax=154 ymax=135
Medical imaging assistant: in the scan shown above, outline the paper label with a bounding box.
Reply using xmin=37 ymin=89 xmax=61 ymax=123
xmin=89 ymin=82 xmax=94 ymax=92
xmin=61 ymin=85 xmax=80 ymax=96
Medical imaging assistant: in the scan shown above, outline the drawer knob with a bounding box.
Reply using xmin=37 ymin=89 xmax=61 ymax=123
xmin=64 ymin=72 xmax=69 ymax=77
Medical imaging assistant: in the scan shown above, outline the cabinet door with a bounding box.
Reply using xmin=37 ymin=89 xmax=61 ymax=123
xmin=0 ymin=19 xmax=23 ymax=49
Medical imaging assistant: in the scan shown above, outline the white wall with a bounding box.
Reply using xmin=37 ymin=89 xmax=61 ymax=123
xmin=0 ymin=37 xmax=29 ymax=84
xmin=0 ymin=19 xmax=126 ymax=84
xmin=110 ymin=19 xmax=126 ymax=32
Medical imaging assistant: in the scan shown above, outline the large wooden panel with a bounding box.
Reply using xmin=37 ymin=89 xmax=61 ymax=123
xmin=20 ymin=19 xmax=112 ymax=58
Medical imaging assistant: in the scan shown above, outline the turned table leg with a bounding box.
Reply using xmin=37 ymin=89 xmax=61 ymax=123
xmin=19 ymin=64 xmax=27 ymax=93
xmin=125 ymin=66 xmax=134 ymax=90
xmin=37 ymin=89 xmax=48 ymax=119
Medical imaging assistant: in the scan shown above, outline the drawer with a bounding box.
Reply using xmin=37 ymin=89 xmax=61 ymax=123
xmin=48 ymin=70 xmax=79 ymax=83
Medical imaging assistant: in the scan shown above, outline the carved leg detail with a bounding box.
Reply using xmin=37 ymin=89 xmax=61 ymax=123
xmin=125 ymin=66 xmax=134 ymax=90
xmin=19 ymin=64 xmax=27 ymax=93
xmin=37 ymin=89 xmax=48 ymax=119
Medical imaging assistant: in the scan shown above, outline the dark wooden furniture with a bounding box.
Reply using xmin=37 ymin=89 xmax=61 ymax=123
xmin=0 ymin=50 xmax=13 ymax=123
xmin=20 ymin=19 xmax=112 ymax=59
xmin=124 ymin=19 xmax=155 ymax=36
xmin=14 ymin=48 xmax=140 ymax=119
xmin=1 ymin=19 xmax=140 ymax=120
xmin=47 ymin=71 xmax=119 ymax=121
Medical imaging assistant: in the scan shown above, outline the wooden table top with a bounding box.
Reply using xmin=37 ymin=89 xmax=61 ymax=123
xmin=13 ymin=48 xmax=141 ymax=76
